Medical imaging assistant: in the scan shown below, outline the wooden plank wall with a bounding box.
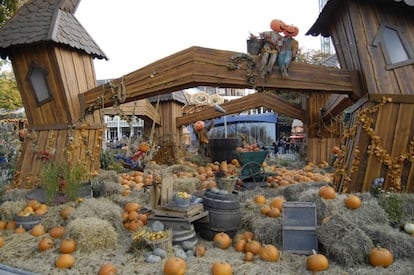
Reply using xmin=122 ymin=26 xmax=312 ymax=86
xmin=328 ymin=1 xmax=414 ymax=192
xmin=306 ymin=93 xmax=341 ymax=164
xmin=10 ymin=45 xmax=103 ymax=187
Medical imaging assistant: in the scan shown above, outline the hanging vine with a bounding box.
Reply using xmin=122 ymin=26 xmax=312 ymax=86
xmin=227 ymin=53 xmax=257 ymax=87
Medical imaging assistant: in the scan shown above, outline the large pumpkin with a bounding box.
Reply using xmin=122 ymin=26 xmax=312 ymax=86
xmin=55 ymin=254 xmax=75 ymax=269
xmin=211 ymin=261 xmax=233 ymax=275
xmin=319 ymin=185 xmax=336 ymax=200
xmin=194 ymin=120 xmax=205 ymax=132
xmin=270 ymin=19 xmax=286 ymax=33
xmin=213 ymin=232 xmax=232 ymax=249
xmin=259 ymin=244 xmax=280 ymax=262
xmin=98 ymin=263 xmax=117 ymax=275
xmin=60 ymin=239 xmax=77 ymax=253
xmin=369 ymin=246 xmax=393 ymax=267
xmin=39 ymin=237 xmax=54 ymax=251
xmin=163 ymin=257 xmax=187 ymax=275
xmin=306 ymin=250 xmax=329 ymax=271
xmin=344 ymin=194 xmax=362 ymax=209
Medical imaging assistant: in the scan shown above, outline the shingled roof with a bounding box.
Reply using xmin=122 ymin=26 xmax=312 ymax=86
xmin=0 ymin=0 xmax=107 ymax=60
xmin=306 ymin=0 xmax=414 ymax=37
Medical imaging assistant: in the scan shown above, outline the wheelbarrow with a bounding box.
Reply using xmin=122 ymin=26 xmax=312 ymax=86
xmin=232 ymin=150 xmax=269 ymax=191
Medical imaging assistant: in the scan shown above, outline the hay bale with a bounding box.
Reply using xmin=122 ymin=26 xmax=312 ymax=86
xmin=1 ymin=189 xmax=30 ymax=202
xmin=102 ymin=181 xmax=123 ymax=196
xmin=250 ymin=215 xmax=283 ymax=246
xmin=397 ymin=193 xmax=414 ymax=222
xmin=317 ymin=213 xmax=374 ymax=266
xmin=39 ymin=203 xmax=72 ymax=228
xmin=0 ymin=200 xmax=26 ymax=220
xmin=280 ymin=182 xmax=325 ymax=201
xmin=362 ymin=225 xmax=414 ymax=259
xmin=165 ymin=164 xmax=197 ymax=175
xmin=70 ymin=198 xmax=124 ymax=233
xmin=173 ymin=177 xmax=198 ymax=194
xmin=97 ymin=170 xmax=120 ymax=183
xmin=65 ymin=217 xmax=118 ymax=253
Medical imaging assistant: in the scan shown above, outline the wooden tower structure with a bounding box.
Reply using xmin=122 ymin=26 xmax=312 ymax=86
xmin=0 ymin=0 xmax=107 ymax=187
xmin=307 ymin=0 xmax=414 ymax=192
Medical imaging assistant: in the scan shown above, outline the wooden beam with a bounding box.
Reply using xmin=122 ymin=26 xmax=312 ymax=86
xmin=101 ymin=99 xmax=161 ymax=124
xmin=175 ymin=91 xmax=305 ymax=126
xmin=80 ymin=46 xmax=356 ymax=112
xmin=321 ymin=94 xmax=353 ymax=121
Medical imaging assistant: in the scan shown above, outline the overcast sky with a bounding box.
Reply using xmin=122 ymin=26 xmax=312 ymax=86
xmin=75 ymin=0 xmax=322 ymax=80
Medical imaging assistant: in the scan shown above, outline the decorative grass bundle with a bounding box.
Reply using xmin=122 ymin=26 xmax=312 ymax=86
xmin=71 ymin=198 xmax=124 ymax=233
xmin=65 ymin=217 xmax=118 ymax=253
xmin=317 ymin=213 xmax=374 ymax=266
xmin=0 ymin=200 xmax=26 ymax=220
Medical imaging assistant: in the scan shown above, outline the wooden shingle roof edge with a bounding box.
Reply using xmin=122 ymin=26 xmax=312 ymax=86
xmin=305 ymin=0 xmax=414 ymax=37
xmin=0 ymin=0 xmax=107 ymax=60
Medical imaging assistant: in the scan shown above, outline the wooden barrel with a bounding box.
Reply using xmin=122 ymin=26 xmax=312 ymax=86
xmin=14 ymin=215 xmax=42 ymax=230
xmin=195 ymin=189 xmax=241 ymax=240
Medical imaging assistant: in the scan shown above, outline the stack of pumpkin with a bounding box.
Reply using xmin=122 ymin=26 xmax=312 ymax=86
xmin=122 ymin=202 xmax=147 ymax=232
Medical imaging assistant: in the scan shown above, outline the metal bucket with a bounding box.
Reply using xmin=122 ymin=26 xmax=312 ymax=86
xmin=208 ymin=138 xmax=242 ymax=163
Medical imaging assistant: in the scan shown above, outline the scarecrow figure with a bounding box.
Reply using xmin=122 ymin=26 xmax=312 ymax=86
xmin=193 ymin=120 xmax=214 ymax=157
xmin=277 ymin=25 xmax=299 ymax=79
xmin=257 ymin=30 xmax=283 ymax=79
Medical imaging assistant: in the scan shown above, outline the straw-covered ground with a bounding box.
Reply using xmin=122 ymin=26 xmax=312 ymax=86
xmin=0 ymin=165 xmax=414 ymax=275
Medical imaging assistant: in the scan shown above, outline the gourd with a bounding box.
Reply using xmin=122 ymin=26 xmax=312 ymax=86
xmin=403 ymin=222 xmax=414 ymax=234
xmin=60 ymin=239 xmax=77 ymax=253
xmin=152 ymin=248 xmax=167 ymax=258
xmin=49 ymin=226 xmax=65 ymax=239
xmin=55 ymin=254 xmax=75 ymax=269
xmin=31 ymin=223 xmax=46 ymax=237
xmin=163 ymin=257 xmax=187 ymax=275
xmin=213 ymin=232 xmax=232 ymax=249
xmin=194 ymin=120 xmax=205 ymax=132
xmin=306 ymin=250 xmax=329 ymax=271
xmin=211 ymin=261 xmax=233 ymax=275
xmin=98 ymin=263 xmax=117 ymax=275
xmin=369 ymin=245 xmax=393 ymax=267
xmin=39 ymin=237 xmax=54 ymax=251
xmin=259 ymin=244 xmax=280 ymax=262
xmin=344 ymin=195 xmax=361 ymax=209
xmin=319 ymin=186 xmax=336 ymax=200
xmin=145 ymin=254 xmax=161 ymax=263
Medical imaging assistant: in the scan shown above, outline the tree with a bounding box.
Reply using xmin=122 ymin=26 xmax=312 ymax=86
xmin=0 ymin=0 xmax=25 ymax=26
xmin=0 ymin=69 xmax=22 ymax=110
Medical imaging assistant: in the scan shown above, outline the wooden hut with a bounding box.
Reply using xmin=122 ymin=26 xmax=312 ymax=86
xmin=0 ymin=0 xmax=107 ymax=188
xmin=307 ymin=0 xmax=414 ymax=192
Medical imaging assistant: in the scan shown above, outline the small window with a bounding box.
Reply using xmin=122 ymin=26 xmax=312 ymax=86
xmin=373 ymin=23 xmax=414 ymax=70
xmin=26 ymin=63 xmax=52 ymax=105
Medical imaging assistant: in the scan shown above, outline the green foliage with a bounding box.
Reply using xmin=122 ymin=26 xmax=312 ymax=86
xmin=378 ymin=192 xmax=404 ymax=226
xmin=62 ymin=160 xmax=86 ymax=201
xmin=40 ymin=161 xmax=60 ymax=204
xmin=0 ymin=0 xmax=26 ymax=26
xmin=0 ymin=69 xmax=22 ymax=111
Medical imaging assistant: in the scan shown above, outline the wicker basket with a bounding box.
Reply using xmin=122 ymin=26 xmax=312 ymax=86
xmin=144 ymin=230 xmax=172 ymax=251
xmin=247 ymin=39 xmax=264 ymax=55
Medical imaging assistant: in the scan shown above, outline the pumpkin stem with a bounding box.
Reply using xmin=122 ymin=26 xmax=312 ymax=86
xmin=312 ymin=249 xmax=317 ymax=255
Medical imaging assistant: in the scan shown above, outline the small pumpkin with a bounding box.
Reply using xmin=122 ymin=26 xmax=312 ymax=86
xmin=213 ymin=232 xmax=232 ymax=249
xmin=139 ymin=142 xmax=150 ymax=152
xmin=233 ymin=239 xmax=246 ymax=252
xmin=333 ymin=146 xmax=341 ymax=155
xmin=254 ymin=195 xmax=266 ymax=205
xmin=15 ymin=225 xmax=26 ymax=234
xmin=31 ymin=223 xmax=46 ymax=237
xmin=269 ymin=197 xmax=286 ymax=211
xmin=195 ymin=243 xmax=206 ymax=257
xmin=244 ymin=239 xmax=262 ymax=255
xmin=270 ymin=19 xmax=286 ymax=33
xmin=260 ymin=205 xmax=271 ymax=216
xmin=194 ymin=120 xmax=205 ymax=132
xmin=60 ymin=206 xmax=74 ymax=220
xmin=49 ymin=226 xmax=65 ymax=239
xmin=244 ymin=251 xmax=255 ymax=262
xmin=163 ymin=256 xmax=187 ymax=275
xmin=319 ymin=186 xmax=336 ymax=200
xmin=39 ymin=237 xmax=54 ymax=251
xmin=125 ymin=202 xmax=140 ymax=212
xmin=259 ymin=244 xmax=280 ymax=262
xmin=98 ymin=263 xmax=117 ymax=275
xmin=369 ymin=245 xmax=393 ymax=267
xmin=0 ymin=236 xmax=3 ymax=248
xmin=307 ymin=250 xmax=329 ymax=271
xmin=6 ymin=220 xmax=16 ymax=230
xmin=242 ymin=231 xmax=255 ymax=241
xmin=344 ymin=194 xmax=361 ymax=209
xmin=211 ymin=261 xmax=233 ymax=275
xmin=0 ymin=220 xmax=7 ymax=229
xmin=55 ymin=254 xmax=75 ymax=269
xmin=59 ymin=239 xmax=77 ymax=253
xmin=267 ymin=207 xmax=281 ymax=218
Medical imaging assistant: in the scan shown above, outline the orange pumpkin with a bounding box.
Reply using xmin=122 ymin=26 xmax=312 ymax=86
xmin=31 ymin=223 xmax=46 ymax=237
xmin=211 ymin=261 xmax=233 ymax=275
xmin=244 ymin=251 xmax=255 ymax=262
xmin=98 ymin=263 xmax=117 ymax=275
xmin=267 ymin=207 xmax=281 ymax=218
xmin=60 ymin=206 xmax=74 ymax=220
xmin=6 ymin=220 xmax=16 ymax=230
xmin=60 ymin=239 xmax=77 ymax=253
xmin=50 ymin=226 xmax=65 ymax=239
xmin=0 ymin=236 xmax=3 ymax=248
xmin=260 ymin=205 xmax=271 ymax=216
xmin=55 ymin=254 xmax=75 ymax=269
xmin=163 ymin=257 xmax=187 ymax=275
xmin=125 ymin=202 xmax=140 ymax=212
xmin=369 ymin=246 xmax=393 ymax=267
xmin=319 ymin=186 xmax=336 ymax=200
xmin=139 ymin=142 xmax=149 ymax=152
xmin=259 ymin=244 xmax=280 ymax=262
xmin=39 ymin=237 xmax=54 ymax=251
xmin=307 ymin=250 xmax=329 ymax=271
xmin=0 ymin=220 xmax=6 ymax=229
xmin=244 ymin=239 xmax=262 ymax=255
xmin=283 ymin=24 xmax=299 ymax=37
xmin=194 ymin=120 xmax=205 ymax=132
xmin=213 ymin=232 xmax=232 ymax=249
xmin=344 ymin=194 xmax=362 ymax=209
xmin=270 ymin=19 xmax=286 ymax=33
xmin=254 ymin=195 xmax=266 ymax=205
xmin=269 ymin=197 xmax=286 ymax=211
xmin=333 ymin=146 xmax=341 ymax=155
xmin=15 ymin=225 xmax=26 ymax=234
xmin=195 ymin=244 xmax=206 ymax=257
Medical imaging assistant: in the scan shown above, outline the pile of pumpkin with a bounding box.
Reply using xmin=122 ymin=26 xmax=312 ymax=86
xmin=121 ymin=202 xmax=148 ymax=232
xmin=16 ymin=199 xmax=49 ymax=217
xmin=119 ymin=171 xmax=161 ymax=196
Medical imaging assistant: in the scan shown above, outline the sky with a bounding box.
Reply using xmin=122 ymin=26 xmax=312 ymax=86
xmin=75 ymin=0 xmax=322 ymax=80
